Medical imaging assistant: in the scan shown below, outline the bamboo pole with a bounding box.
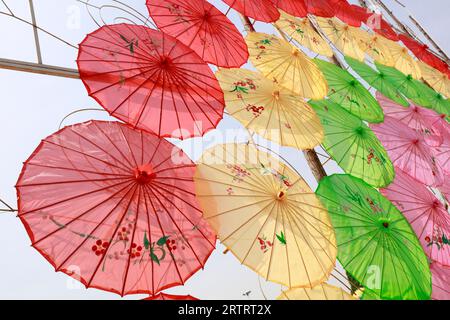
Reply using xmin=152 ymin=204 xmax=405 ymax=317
xmin=373 ymin=0 xmax=414 ymax=37
xmin=0 ymin=57 xmax=79 ymax=79
xmin=28 ymin=0 xmax=43 ymax=64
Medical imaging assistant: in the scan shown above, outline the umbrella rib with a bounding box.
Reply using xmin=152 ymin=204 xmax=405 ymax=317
xmin=141 ymin=185 xmax=156 ymax=294
xmin=24 ymin=162 xmax=129 ymax=177
xmin=31 ymin=180 xmax=135 ymax=246
xmin=265 ymin=201 xmax=282 ymax=282
xmin=86 ymin=185 xmax=139 ymax=287
xmin=194 ymin=177 xmax=269 ymax=195
xmin=151 ymin=181 xmax=203 ymax=214
xmin=121 ymin=186 xmax=142 ymax=296
xmin=20 ymin=178 xmax=134 ymax=216
xmin=17 ymin=176 xmax=128 ymax=188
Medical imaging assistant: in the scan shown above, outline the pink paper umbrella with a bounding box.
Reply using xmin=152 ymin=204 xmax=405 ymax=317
xmin=433 ymin=134 xmax=450 ymax=176
xmin=370 ymin=117 xmax=444 ymax=186
xmin=381 ymin=169 xmax=450 ymax=266
xmin=16 ymin=121 xmax=216 ymax=296
xmin=438 ymin=177 xmax=450 ymax=202
xmin=376 ymin=92 xmax=443 ymax=147
xmin=430 ymin=262 xmax=450 ymax=300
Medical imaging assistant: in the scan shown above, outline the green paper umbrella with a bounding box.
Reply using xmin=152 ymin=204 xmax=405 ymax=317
xmin=374 ymin=62 xmax=433 ymax=107
xmin=314 ymin=59 xmax=383 ymax=123
xmin=316 ymin=174 xmax=432 ymax=300
xmin=418 ymin=84 xmax=450 ymax=116
xmin=309 ymin=99 xmax=394 ymax=187
xmin=345 ymin=57 xmax=409 ymax=107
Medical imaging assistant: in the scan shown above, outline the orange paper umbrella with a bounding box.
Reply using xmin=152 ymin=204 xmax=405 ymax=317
xmin=16 ymin=121 xmax=216 ymax=296
xmin=77 ymin=24 xmax=225 ymax=140
xmin=147 ymin=0 xmax=248 ymax=67
xmin=277 ymin=283 xmax=356 ymax=300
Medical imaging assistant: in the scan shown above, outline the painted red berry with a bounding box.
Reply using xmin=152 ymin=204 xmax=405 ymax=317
xmin=96 ymin=240 xmax=102 ymax=246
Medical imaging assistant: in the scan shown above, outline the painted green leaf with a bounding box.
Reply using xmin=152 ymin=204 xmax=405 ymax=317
xmin=143 ymin=231 xmax=150 ymax=250
xmin=157 ymin=235 xmax=170 ymax=246
xmin=276 ymin=231 xmax=286 ymax=245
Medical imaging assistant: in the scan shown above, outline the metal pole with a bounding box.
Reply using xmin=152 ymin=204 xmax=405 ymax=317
xmin=28 ymin=0 xmax=43 ymax=64
xmin=0 ymin=58 xmax=79 ymax=79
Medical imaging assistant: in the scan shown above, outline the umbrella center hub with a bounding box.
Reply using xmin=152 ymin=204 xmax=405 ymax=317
xmin=134 ymin=164 xmax=156 ymax=184
xmin=291 ymin=49 xmax=300 ymax=57
xmin=382 ymin=222 xmax=389 ymax=229
xmin=158 ymin=56 xmax=173 ymax=70
xmin=272 ymin=90 xmax=280 ymax=100
xmin=276 ymin=190 xmax=286 ymax=200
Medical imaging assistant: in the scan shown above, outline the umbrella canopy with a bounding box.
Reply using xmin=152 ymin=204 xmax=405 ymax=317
xmin=333 ymin=1 xmax=370 ymax=27
xmin=369 ymin=15 xmax=399 ymax=41
xmin=370 ymin=117 xmax=444 ymax=186
xmin=314 ymin=58 xmax=384 ymax=123
xmin=277 ymin=283 xmax=356 ymax=300
xmin=144 ymin=293 xmax=199 ymax=300
xmin=381 ymin=169 xmax=450 ymax=266
xmin=349 ymin=28 xmax=395 ymax=66
xmin=16 ymin=121 xmax=216 ymax=296
xmin=146 ymin=0 xmax=248 ymax=67
xmin=376 ymin=92 xmax=443 ymax=146
xmin=345 ymin=56 xmax=409 ymax=107
xmin=434 ymin=136 xmax=450 ymax=176
xmin=316 ymin=17 xmax=365 ymax=61
xmin=374 ymin=62 xmax=435 ymax=107
xmin=275 ymin=11 xmax=333 ymax=57
xmin=430 ymin=261 xmax=450 ymax=300
xmin=419 ymin=61 xmax=450 ymax=98
xmin=385 ymin=41 xmax=422 ymax=80
xmin=303 ymin=0 xmax=335 ymax=17
xmin=316 ymin=174 xmax=432 ymax=300
xmin=194 ymin=143 xmax=337 ymax=288
xmin=310 ymin=99 xmax=394 ymax=187
xmin=270 ymin=0 xmax=307 ymax=17
xmin=399 ymin=34 xmax=449 ymax=74
xmin=418 ymin=82 xmax=450 ymax=116
xmin=216 ymin=68 xmax=324 ymax=150
xmin=77 ymin=24 xmax=225 ymax=140
xmin=246 ymin=32 xmax=328 ymax=100
xmin=223 ymin=0 xmax=280 ymax=23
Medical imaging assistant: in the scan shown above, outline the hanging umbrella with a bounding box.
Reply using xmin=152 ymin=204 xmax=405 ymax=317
xmin=430 ymin=261 xmax=450 ymax=300
xmin=376 ymin=92 xmax=443 ymax=146
xmin=246 ymin=32 xmax=328 ymax=100
xmin=223 ymin=0 xmax=280 ymax=23
xmin=417 ymin=82 xmax=450 ymax=116
xmin=144 ymin=293 xmax=199 ymax=300
xmin=433 ymin=136 xmax=450 ymax=176
xmin=333 ymin=1 xmax=370 ymax=27
xmin=381 ymin=169 xmax=450 ymax=266
xmin=370 ymin=117 xmax=444 ymax=186
xmin=270 ymin=0 xmax=307 ymax=18
xmin=16 ymin=121 xmax=216 ymax=296
xmin=309 ymin=99 xmax=394 ymax=187
xmin=216 ymin=68 xmax=324 ymax=150
xmin=369 ymin=15 xmax=399 ymax=41
xmin=418 ymin=61 xmax=450 ymax=98
xmin=277 ymin=283 xmax=356 ymax=300
xmin=349 ymin=27 xmax=395 ymax=66
xmin=316 ymin=17 xmax=366 ymax=61
xmin=77 ymin=24 xmax=225 ymax=140
xmin=303 ymin=0 xmax=335 ymax=17
xmin=314 ymin=58 xmax=384 ymax=123
xmin=384 ymin=40 xmax=422 ymax=80
xmin=275 ymin=11 xmax=333 ymax=57
xmin=399 ymin=34 xmax=449 ymax=74
xmin=146 ymin=0 xmax=248 ymax=68
xmin=316 ymin=174 xmax=432 ymax=300
xmin=374 ymin=62 xmax=435 ymax=107
xmin=194 ymin=143 xmax=337 ymax=288
xmin=345 ymin=56 xmax=409 ymax=107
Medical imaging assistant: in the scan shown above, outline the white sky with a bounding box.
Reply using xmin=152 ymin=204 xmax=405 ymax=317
xmin=0 ymin=0 xmax=448 ymax=300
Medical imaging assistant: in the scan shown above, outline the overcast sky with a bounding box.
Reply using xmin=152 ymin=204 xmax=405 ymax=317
xmin=0 ymin=0 xmax=448 ymax=300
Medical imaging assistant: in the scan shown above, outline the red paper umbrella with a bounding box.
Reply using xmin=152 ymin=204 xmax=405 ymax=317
xmin=381 ymin=169 xmax=450 ymax=266
xmin=304 ymin=0 xmax=336 ymax=17
xmin=77 ymin=24 xmax=225 ymax=140
xmin=399 ymin=34 xmax=448 ymax=72
xmin=222 ymin=0 xmax=280 ymax=23
xmin=370 ymin=117 xmax=444 ymax=186
xmin=16 ymin=121 xmax=216 ymax=296
xmin=333 ymin=1 xmax=370 ymax=27
xmin=270 ymin=0 xmax=307 ymax=17
xmin=367 ymin=15 xmax=398 ymax=41
xmin=146 ymin=0 xmax=248 ymax=67
xmin=144 ymin=293 xmax=199 ymax=300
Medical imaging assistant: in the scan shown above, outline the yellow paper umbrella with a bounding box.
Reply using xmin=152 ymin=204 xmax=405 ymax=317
xmin=216 ymin=68 xmax=324 ymax=150
xmin=316 ymin=17 xmax=365 ymax=62
xmin=349 ymin=27 xmax=395 ymax=65
xmin=418 ymin=61 xmax=450 ymax=97
xmin=387 ymin=40 xmax=422 ymax=79
xmin=194 ymin=143 xmax=337 ymax=288
xmin=246 ymin=32 xmax=328 ymax=100
xmin=275 ymin=11 xmax=333 ymax=58
xmin=277 ymin=283 xmax=356 ymax=300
